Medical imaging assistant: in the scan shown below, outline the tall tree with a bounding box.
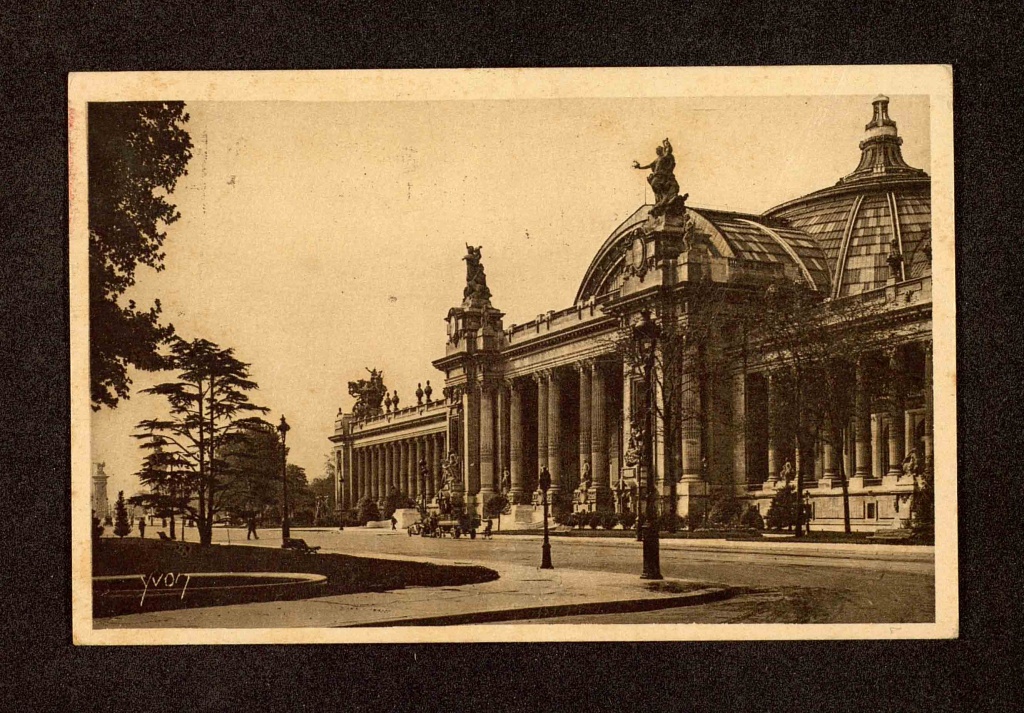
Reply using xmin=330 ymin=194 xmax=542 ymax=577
xmin=112 ymin=491 xmax=132 ymax=538
xmin=220 ymin=417 xmax=282 ymax=522
xmin=89 ymin=102 xmax=193 ymax=410
xmin=134 ymin=337 xmax=267 ymax=545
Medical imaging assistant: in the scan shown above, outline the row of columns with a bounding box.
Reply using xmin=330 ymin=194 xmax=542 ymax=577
xmin=747 ymin=342 xmax=932 ymax=489
xmin=344 ymin=432 xmax=446 ymax=508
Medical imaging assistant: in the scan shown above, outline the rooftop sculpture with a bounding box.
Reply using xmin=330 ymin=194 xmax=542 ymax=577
xmin=348 ymin=367 xmax=387 ymax=419
xmin=633 ymin=138 xmax=688 ymax=217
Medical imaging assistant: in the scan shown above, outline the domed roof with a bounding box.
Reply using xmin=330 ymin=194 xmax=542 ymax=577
xmin=575 ymin=205 xmax=832 ymax=303
xmin=764 ymin=96 xmax=930 ymax=298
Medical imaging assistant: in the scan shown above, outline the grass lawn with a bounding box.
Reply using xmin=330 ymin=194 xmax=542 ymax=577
xmin=92 ymin=539 xmax=498 ymax=618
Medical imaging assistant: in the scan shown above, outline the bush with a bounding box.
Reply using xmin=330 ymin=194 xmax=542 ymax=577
xmin=557 ymin=510 xmax=574 ymax=527
xmin=911 ymin=464 xmax=934 ymax=536
xmin=766 ymin=485 xmax=799 ymax=530
xmin=550 ymin=490 xmax=573 ymax=523
xmin=355 ymin=496 xmax=381 ymax=525
xmin=381 ymin=490 xmax=417 ymax=519
xmin=600 ymin=512 xmax=618 ymax=530
xmin=619 ymin=512 xmax=637 ymax=529
xmin=113 ymin=491 xmax=132 ymax=538
xmin=92 ymin=512 xmax=105 ymax=541
xmin=739 ymin=505 xmax=765 ymax=530
xmin=708 ymin=492 xmax=744 ymax=527
xmin=483 ymin=493 xmax=509 ymax=519
xmin=587 ymin=511 xmax=602 ymax=529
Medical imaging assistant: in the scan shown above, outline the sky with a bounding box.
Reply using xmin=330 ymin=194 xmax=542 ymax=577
xmin=90 ymin=93 xmax=930 ymax=499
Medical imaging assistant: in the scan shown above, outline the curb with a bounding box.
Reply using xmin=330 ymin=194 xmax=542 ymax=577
xmin=344 ymin=586 xmax=734 ymax=627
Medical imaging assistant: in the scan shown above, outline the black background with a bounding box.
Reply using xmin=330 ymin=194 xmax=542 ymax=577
xmin=1 ymin=1 xmax=1020 ymax=710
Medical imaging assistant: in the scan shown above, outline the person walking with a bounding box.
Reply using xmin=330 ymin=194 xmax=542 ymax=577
xmin=138 ymin=517 xmax=146 ymax=538
xmin=390 ymin=515 xmax=398 ymax=530
xmin=246 ymin=514 xmax=259 ymax=540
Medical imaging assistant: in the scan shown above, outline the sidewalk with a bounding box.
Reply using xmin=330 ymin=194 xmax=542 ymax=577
xmin=488 ymin=532 xmax=934 ymax=563
xmin=95 ymin=552 xmax=731 ymax=629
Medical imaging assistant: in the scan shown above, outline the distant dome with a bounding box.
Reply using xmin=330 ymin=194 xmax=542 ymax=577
xmin=764 ymin=96 xmax=930 ymax=298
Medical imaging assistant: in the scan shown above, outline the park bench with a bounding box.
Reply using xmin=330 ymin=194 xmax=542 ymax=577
xmin=282 ymin=537 xmax=321 ymax=554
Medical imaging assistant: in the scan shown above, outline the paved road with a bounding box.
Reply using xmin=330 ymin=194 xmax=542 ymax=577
xmin=202 ymin=527 xmax=934 ymax=624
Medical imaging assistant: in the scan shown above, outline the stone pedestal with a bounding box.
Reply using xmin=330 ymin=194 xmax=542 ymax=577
xmin=848 ymin=476 xmax=866 ymax=491
xmin=508 ymin=504 xmax=545 ymax=529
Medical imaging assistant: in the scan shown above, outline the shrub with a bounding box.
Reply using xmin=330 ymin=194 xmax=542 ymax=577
xmin=911 ymin=463 xmax=934 ymax=537
xmin=112 ymin=491 xmax=132 ymax=538
xmin=708 ymin=492 xmax=744 ymax=527
xmin=557 ymin=510 xmax=574 ymax=527
xmin=619 ymin=512 xmax=637 ymax=529
xmin=484 ymin=493 xmax=509 ymax=519
xmin=92 ymin=511 xmax=105 ymax=541
xmin=381 ymin=491 xmax=417 ymax=519
xmin=765 ymin=485 xmax=799 ymax=530
xmin=739 ymin=505 xmax=765 ymax=530
xmin=587 ymin=511 xmax=602 ymax=529
xmin=355 ymin=496 xmax=381 ymax=525
xmin=550 ymin=490 xmax=573 ymax=522
xmin=600 ymin=511 xmax=618 ymax=530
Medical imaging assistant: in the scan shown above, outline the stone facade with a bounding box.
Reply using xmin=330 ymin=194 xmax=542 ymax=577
xmin=330 ymin=96 xmax=933 ymax=532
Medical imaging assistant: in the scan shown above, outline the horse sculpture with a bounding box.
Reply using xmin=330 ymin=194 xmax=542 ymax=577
xmin=348 ymin=368 xmax=387 ymax=419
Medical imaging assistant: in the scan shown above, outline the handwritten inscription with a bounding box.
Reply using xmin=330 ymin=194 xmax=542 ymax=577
xmin=139 ymin=572 xmax=191 ymax=607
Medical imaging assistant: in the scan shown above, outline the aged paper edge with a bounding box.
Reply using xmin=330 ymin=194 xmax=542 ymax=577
xmin=69 ymin=65 xmax=956 ymax=645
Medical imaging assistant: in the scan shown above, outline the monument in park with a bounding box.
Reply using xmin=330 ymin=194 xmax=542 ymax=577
xmin=332 ymin=97 xmax=934 ymax=533
xmin=91 ymin=462 xmax=110 ymax=521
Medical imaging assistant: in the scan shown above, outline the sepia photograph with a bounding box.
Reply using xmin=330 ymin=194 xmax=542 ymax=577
xmin=69 ymin=66 xmax=956 ymax=644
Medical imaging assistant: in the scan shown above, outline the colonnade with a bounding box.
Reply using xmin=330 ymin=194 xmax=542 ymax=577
xmin=737 ymin=341 xmax=933 ymax=490
xmin=343 ymin=432 xmax=446 ymax=509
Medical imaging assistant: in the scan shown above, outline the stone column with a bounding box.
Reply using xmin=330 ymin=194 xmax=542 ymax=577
xmin=424 ymin=435 xmax=434 ymax=501
xmin=372 ymin=442 xmax=380 ymax=497
xmin=904 ymin=410 xmax=916 ymax=460
xmin=578 ymin=360 xmax=593 ymax=488
xmin=731 ymin=371 xmax=747 ymax=489
xmin=535 ymin=371 xmax=549 ymax=481
xmin=591 ymin=362 xmax=610 ymax=508
xmin=412 ymin=437 xmax=422 ymax=499
xmin=497 ymin=383 xmax=508 ymax=480
xmin=887 ymin=350 xmax=906 ymax=478
xmin=479 ymin=381 xmax=496 ymax=505
xmin=854 ymin=358 xmax=872 ymax=480
xmin=547 ymin=368 xmax=564 ymax=494
xmin=680 ymin=358 xmax=702 ymax=481
xmin=509 ymin=379 xmax=526 ymax=500
xmin=923 ymin=342 xmax=933 ymax=470
xmin=394 ymin=441 xmax=404 ymax=494
xmin=766 ymin=374 xmax=779 ymax=485
xmin=376 ymin=445 xmax=384 ymax=498
xmin=871 ymin=414 xmax=882 ymax=479
xmin=823 ymin=442 xmax=836 ymax=479
xmin=406 ymin=439 xmax=416 ymax=495
xmin=463 ymin=380 xmax=481 ymax=508
xmin=433 ymin=433 xmax=444 ymax=494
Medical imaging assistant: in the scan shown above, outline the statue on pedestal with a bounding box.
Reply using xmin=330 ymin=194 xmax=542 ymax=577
xmin=463 ymin=244 xmax=492 ymax=305
xmin=633 ymin=138 xmax=688 ymax=218
xmin=500 ymin=468 xmax=511 ymax=495
xmin=902 ymin=449 xmax=920 ymax=479
xmin=576 ymin=462 xmax=592 ymax=505
xmin=780 ymin=460 xmax=794 ymax=483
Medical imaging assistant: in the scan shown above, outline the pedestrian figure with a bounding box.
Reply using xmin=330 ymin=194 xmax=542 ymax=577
xmin=246 ymin=514 xmax=259 ymax=540
xmin=138 ymin=518 xmax=146 ymax=538
xmin=483 ymin=519 xmax=493 ymax=540
xmin=391 ymin=515 xmax=398 ymax=530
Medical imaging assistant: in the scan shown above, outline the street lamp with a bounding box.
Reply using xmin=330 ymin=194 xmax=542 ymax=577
xmin=418 ymin=458 xmax=429 ymax=513
xmin=633 ymin=310 xmax=663 ymax=580
xmin=278 ymin=415 xmax=291 ymax=541
xmin=539 ymin=465 xmax=553 ymax=569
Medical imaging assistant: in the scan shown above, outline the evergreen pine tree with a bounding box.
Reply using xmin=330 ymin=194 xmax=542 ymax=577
xmin=113 ymin=490 xmax=132 ymax=538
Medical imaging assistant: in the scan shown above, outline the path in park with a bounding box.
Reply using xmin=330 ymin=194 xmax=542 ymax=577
xmin=204 ymin=526 xmax=935 ymax=624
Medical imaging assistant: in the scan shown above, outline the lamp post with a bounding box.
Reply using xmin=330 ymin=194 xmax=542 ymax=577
xmin=278 ymin=415 xmax=291 ymax=541
xmin=633 ymin=311 xmax=663 ymax=580
xmin=539 ymin=465 xmax=553 ymax=569
xmin=418 ymin=458 xmax=429 ymax=514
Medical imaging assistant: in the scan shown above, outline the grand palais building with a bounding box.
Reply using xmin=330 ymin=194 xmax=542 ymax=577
xmin=330 ymin=96 xmax=933 ymax=533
